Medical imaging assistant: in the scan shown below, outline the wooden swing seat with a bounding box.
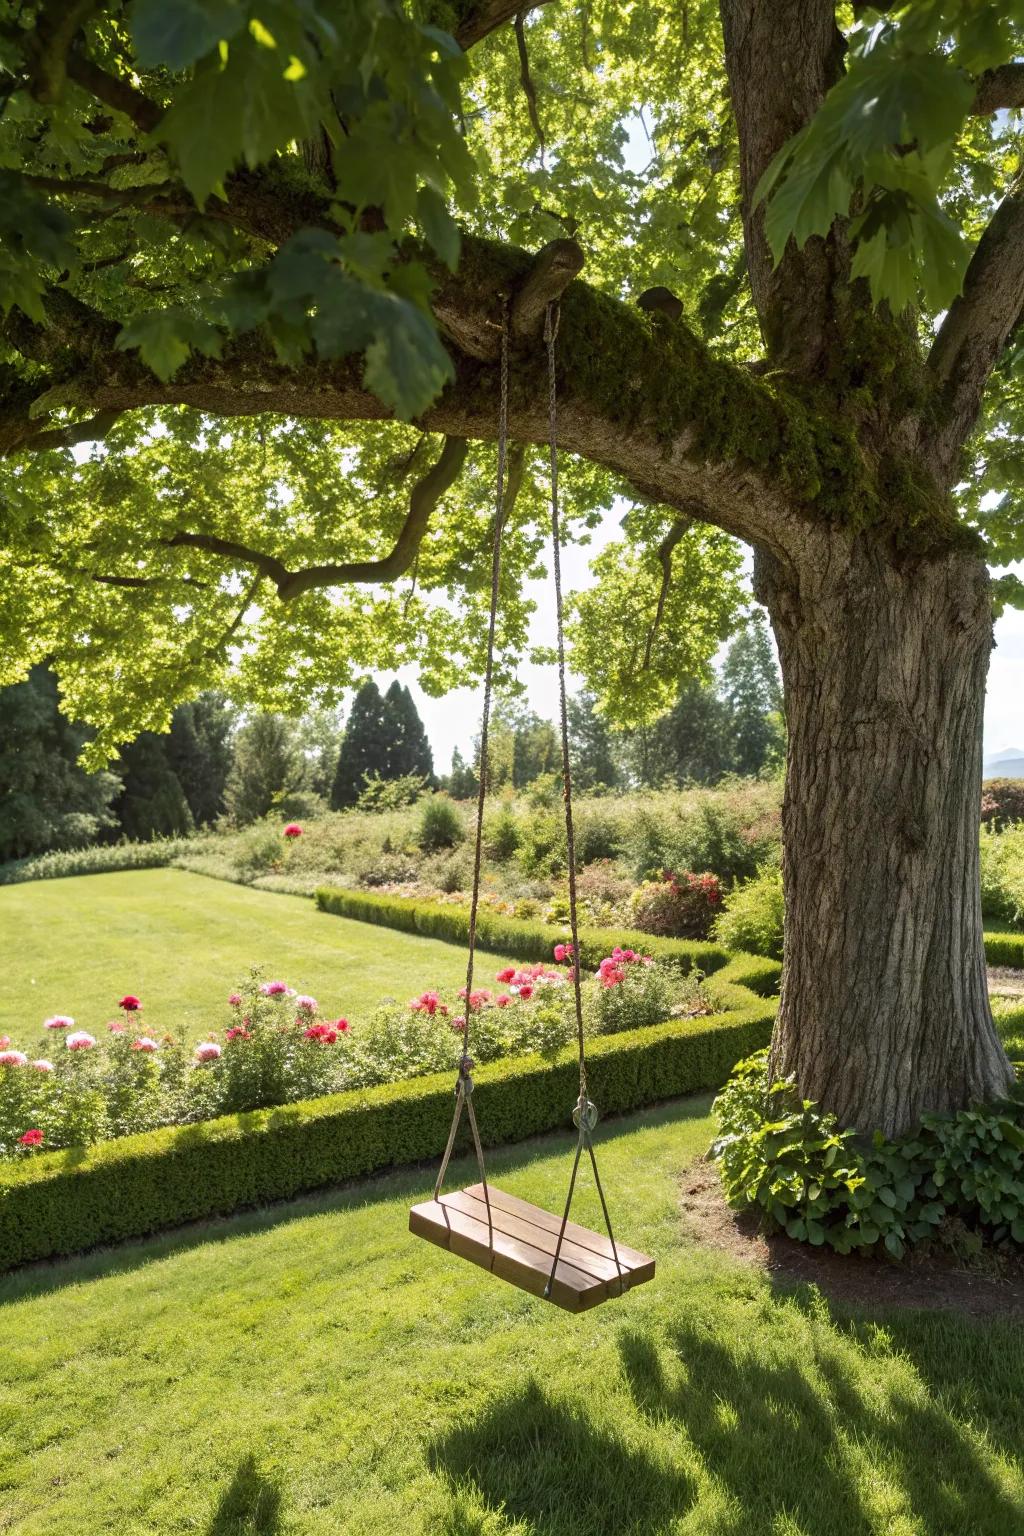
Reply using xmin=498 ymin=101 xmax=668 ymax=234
xmin=409 ymin=1182 xmax=655 ymax=1313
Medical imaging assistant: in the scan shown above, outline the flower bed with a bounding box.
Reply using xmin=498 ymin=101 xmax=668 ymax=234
xmin=0 ymin=937 xmax=740 ymax=1161
xmin=0 ymin=974 xmax=776 ymax=1272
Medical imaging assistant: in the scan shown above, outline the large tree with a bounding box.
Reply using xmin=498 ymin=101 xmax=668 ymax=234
xmin=2 ymin=2 xmax=1024 ymax=1133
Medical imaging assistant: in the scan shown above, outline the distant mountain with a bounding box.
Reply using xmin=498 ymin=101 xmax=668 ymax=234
xmin=984 ymin=754 xmax=1024 ymax=781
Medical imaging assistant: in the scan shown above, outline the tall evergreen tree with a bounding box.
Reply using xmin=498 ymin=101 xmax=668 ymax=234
xmin=720 ymin=619 xmax=785 ymax=778
xmin=644 ymin=680 xmax=736 ymax=786
xmin=0 ymin=665 xmax=119 ymax=861
xmin=331 ymin=680 xmax=390 ymax=809
xmin=567 ymin=693 xmax=622 ymax=793
xmin=445 ymin=748 xmax=477 ymax=800
xmin=115 ymin=733 xmax=194 ymax=841
xmin=224 ymin=714 xmax=304 ymax=825
xmin=382 ymin=681 xmax=434 ymax=781
xmin=166 ymin=692 xmax=235 ymax=826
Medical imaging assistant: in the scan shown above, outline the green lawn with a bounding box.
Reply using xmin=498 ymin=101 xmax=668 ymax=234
xmin=0 ymin=869 xmax=516 ymax=1041
xmin=1 ymin=1097 xmax=1021 ymax=1535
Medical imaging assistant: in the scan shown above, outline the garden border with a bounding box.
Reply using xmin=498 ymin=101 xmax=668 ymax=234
xmin=0 ymin=951 xmax=777 ymax=1271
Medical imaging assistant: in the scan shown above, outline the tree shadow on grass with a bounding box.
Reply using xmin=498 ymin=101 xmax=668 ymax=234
xmin=206 ymin=1454 xmax=282 ymax=1536
xmin=427 ymin=1375 xmax=696 ymax=1536
xmin=618 ymin=1311 xmax=1024 ymax=1536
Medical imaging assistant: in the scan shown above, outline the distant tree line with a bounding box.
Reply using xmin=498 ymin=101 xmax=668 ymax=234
xmin=0 ymin=625 xmax=783 ymax=862
xmin=0 ymin=668 xmax=435 ymax=862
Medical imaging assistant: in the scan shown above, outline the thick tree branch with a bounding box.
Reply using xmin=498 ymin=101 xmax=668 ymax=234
xmin=164 ymin=435 xmax=469 ymax=599
xmin=719 ymin=0 xmax=849 ymax=372
xmin=972 ymin=63 xmax=1024 ymax=116
xmin=448 ymin=0 xmax=554 ymax=49
xmin=927 ymin=171 xmax=1024 ymax=479
xmin=509 ymin=239 xmax=584 ymax=344
xmin=642 ymin=517 xmax=691 ymax=671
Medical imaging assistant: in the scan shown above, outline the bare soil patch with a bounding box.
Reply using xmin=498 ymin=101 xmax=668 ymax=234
xmin=988 ymin=965 xmax=1024 ymax=998
xmin=680 ymin=1158 xmax=1024 ymax=1319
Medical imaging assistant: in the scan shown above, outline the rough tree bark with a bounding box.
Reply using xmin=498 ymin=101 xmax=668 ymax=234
xmin=756 ymin=533 xmax=1015 ymax=1136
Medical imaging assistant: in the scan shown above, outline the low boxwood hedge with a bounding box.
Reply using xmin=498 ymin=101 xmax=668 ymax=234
xmin=0 ymin=995 xmax=776 ymax=1272
xmin=985 ymin=930 xmax=1024 ymax=968
xmin=315 ymin=885 xmax=730 ymax=974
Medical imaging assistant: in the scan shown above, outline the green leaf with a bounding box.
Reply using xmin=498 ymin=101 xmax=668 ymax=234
xmin=363 ymin=299 xmax=454 ymax=419
xmin=116 ymin=308 xmax=223 ymax=381
xmin=418 ymin=185 xmax=460 ymax=271
xmin=131 ymin=0 xmax=245 ymax=71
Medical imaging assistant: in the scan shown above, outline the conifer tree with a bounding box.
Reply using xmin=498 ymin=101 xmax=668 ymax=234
xmin=224 ymin=715 xmax=304 ymax=825
xmin=166 ymin=692 xmax=235 ymax=826
xmin=382 ymin=681 xmax=434 ymax=781
xmin=331 ymin=680 xmax=390 ymax=809
xmin=115 ymin=733 xmax=194 ymax=841
xmin=720 ymin=619 xmax=785 ymax=777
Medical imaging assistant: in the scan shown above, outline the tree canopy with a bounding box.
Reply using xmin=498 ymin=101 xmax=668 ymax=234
xmin=1 ymin=0 xmax=1023 ymax=761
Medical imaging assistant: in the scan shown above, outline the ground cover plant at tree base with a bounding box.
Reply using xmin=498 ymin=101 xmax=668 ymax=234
xmin=5 ymin=7 xmax=1024 ymax=1156
xmin=712 ymin=1049 xmax=1024 ymax=1259
xmin=2 ymin=1101 xmax=1024 ymax=1536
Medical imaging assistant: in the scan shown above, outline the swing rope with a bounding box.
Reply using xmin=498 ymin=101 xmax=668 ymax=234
xmin=433 ymin=294 xmax=626 ymax=1301
xmin=541 ymin=301 xmax=626 ymax=1300
xmin=431 ymin=298 xmax=511 ymax=1240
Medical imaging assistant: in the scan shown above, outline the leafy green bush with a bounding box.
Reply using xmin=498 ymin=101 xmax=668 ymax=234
xmin=417 ymin=795 xmax=464 ymax=852
xmin=1 ymin=998 xmax=775 ymax=1271
xmin=357 ymin=773 xmax=428 ymax=812
xmin=231 ymin=820 xmax=285 ymax=878
xmin=979 ymin=823 xmax=1024 ymax=923
xmin=711 ymin=1049 xmax=1024 ymax=1258
xmin=483 ymin=806 xmax=522 ymax=862
xmin=711 ymin=864 xmax=784 ymax=959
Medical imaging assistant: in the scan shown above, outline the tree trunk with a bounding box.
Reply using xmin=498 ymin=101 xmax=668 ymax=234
xmin=757 ymin=530 xmax=1015 ymax=1138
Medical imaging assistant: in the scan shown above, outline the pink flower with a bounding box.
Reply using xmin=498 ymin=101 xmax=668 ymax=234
xmin=260 ymin=980 xmax=289 ymax=997
xmin=496 ymin=967 xmax=516 ymax=983
xmin=118 ymin=995 xmax=141 ymax=1012
xmin=131 ymin=1037 xmax=159 ymax=1053
xmin=496 ymin=994 xmax=512 ymax=1008
xmin=108 ymin=1020 xmax=126 ymax=1034
xmin=43 ymin=1014 xmax=73 ymax=1030
xmin=411 ymin=991 xmax=442 ymax=1016
xmin=283 ymin=823 xmax=303 ymax=838
xmin=31 ymin=1059 xmax=54 ymax=1073
xmin=457 ymin=987 xmax=492 ymax=1010
xmin=228 ymin=993 xmax=243 ymax=1007
xmin=225 ymin=1026 xmax=251 ymax=1042
xmin=0 ymin=1050 xmax=28 ymax=1067
xmin=295 ymin=995 xmax=318 ymax=1015
xmin=0 ymin=1036 xmax=8 ymax=1049
xmin=18 ymin=1129 xmax=44 ymax=1148
xmin=194 ymin=1041 xmax=222 ymax=1062
xmin=553 ymin=943 xmax=574 ymax=963
xmin=335 ymin=1018 xmax=350 ymax=1033
xmin=451 ymin=1016 xmax=466 ymax=1033
xmin=66 ymin=1031 xmax=96 ymax=1050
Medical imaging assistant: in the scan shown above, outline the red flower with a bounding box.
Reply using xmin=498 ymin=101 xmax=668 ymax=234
xmin=225 ymin=1026 xmax=252 ymax=1042
xmin=118 ymin=994 xmax=141 ymax=1012
xmin=496 ymin=994 xmax=512 ymax=1008
xmin=496 ymin=967 xmax=516 ymax=983
xmin=518 ymin=984 xmax=533 ymax=1000
xmin=553 ymin=942 xmax=574 ymax=963
xmin=283 ymin=823 xmax=303 ymax=838
xmin=19 ymin=1129 xmax=44 ymax=1147
xmin=335 ymin=1018 xmax=350 ymax=1033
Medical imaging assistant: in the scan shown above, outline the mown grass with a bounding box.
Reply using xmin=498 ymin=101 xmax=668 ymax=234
xmin=0 ymin=869 xmax=516 ymax=1042
xmin=1 ymin=1097 xmax=1022 ymax=1535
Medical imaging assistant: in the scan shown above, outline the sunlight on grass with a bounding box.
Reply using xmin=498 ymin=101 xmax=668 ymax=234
xmin=1 ymin=1097 xmax=1021 ymax=1535
xmin=0 ymin=869 xmax=517 ymax=1042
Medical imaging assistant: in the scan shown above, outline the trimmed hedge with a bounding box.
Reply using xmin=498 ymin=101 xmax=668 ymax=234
xmin=315 ymin=885 xmax=729 ymax=975
xmin=0 ymin=997 xmax=775 ymax=1272
xmin=985 ymin=930 xmax=1024 ymax=968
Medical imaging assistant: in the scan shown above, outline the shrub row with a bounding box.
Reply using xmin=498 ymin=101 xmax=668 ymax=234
xmin=0 ymin=838 xmax=190 ymax=885
xmin=0 ymin=996 xmax=775 ymax=1271
xmin=984 ymin=930 xmax=1024 ymax=968
xmin=315 ymin=885 xmax=729 ymax=975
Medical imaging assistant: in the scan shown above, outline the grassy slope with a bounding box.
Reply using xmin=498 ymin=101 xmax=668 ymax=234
xmin=0 ymin=869 xmax=516 ymax=1042
xmin=1 ymin=1099 xmax=1022 ymax=1536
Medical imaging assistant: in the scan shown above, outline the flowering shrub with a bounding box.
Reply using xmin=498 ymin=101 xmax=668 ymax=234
xmin=627 ymin=871 xmax=723 ymax=939
xmin=284 ymin=823 xmax=303 ymax=838
xmin=0 ymin=941 xmax=698 ymax=1159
